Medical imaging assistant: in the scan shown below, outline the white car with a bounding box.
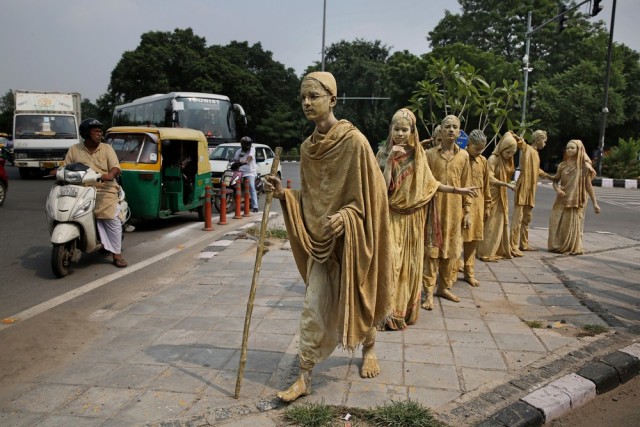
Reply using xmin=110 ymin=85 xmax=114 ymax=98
xmin=208 ymin=142 xmax=282 ymax=187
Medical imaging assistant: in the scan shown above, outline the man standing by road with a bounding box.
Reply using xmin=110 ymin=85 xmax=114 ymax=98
xmin=264 ymin=71 xmax=392 ymax=402
xmin=62 ymin=118 xmax=127 ymax=268
xmin=422 ymin=115 xmax=472 ymax=309
xmin=510 ymin=130 xmax=548 ymax=252
xmin=233 ymin=136 xmax=259 ymax=212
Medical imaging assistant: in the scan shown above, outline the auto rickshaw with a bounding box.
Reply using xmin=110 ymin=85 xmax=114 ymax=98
xmin=104 ymin=126 xmax=212 ymax=221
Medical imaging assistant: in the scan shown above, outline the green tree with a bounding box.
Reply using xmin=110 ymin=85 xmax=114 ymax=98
xmin=80 ymin=98 xmax=99 ymax=121
xmin=427 ymin=0 xmax=640 ymax=171
xmin=0 ymin=91 xmax=14 ymax=134
xmin=307 ymin=39 xmax=395 ymax=149
xmin=106 ymin=28 xmax=301 ymax=150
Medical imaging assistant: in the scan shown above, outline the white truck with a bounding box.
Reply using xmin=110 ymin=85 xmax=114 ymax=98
xmin=12 ymin=90 xmax=81 ymax=179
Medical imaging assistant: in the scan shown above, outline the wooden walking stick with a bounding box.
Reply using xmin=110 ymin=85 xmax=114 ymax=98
xmin=235 ymin=147 xmax=282 ymax=399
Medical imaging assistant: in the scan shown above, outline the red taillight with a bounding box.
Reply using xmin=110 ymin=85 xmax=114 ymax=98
xmin=138 ymin=172 xmax=154 ymax=180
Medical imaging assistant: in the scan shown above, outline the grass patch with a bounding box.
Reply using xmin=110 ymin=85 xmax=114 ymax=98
xmin=365 ymin=400 xmax=445 ymax=427
xmin=245 ymin=225 xmax=288 ymax=239
xmin=578 ymin=324 xmax=609 ymax=337
xmin=282 ymin=400 xmax=446 ymax=427
xmin=524 ymin=320 xmax=544 ymax=329
xmin=282 ymin=401 xmax=338 ymax=427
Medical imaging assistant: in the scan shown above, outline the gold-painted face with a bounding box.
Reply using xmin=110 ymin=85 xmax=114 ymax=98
xmin=565 ymin=141 xmax=578 ymax=157
xmin=441 ymin=118 xmax=460 ymax=144
xmin=466 ymin=143 xmax=486 ymax=158
xmin=391 ymin=118 xmax=412 ymax=146
xmin=535 ymin=135 xmax=547 ymax=150
xmin=502 ymin=145 xmax=517 ymax=159
xmin=299 ymin=79 xmax=333 ymax=122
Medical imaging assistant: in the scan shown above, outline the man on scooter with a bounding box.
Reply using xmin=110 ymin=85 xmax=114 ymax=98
xmin=60 ymin=118 xmax=128 ymax=268
xmin=233 ymin=136 xmax=259 ymax=213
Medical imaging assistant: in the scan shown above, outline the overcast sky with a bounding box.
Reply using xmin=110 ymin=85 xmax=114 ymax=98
xmin=1 ymin=0 xmax=637 ymax=103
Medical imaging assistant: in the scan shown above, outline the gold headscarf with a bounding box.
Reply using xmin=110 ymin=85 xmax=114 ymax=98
xmin=376 ymin=108 xmax=439 ymax=213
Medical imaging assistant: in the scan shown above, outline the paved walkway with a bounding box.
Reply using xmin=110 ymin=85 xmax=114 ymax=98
xmin=0 ymin=213 xmax=638 ymax=426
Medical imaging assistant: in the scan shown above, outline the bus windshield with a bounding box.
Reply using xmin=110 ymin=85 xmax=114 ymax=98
xmin=174 ymin=96 xmax=234 ymax=140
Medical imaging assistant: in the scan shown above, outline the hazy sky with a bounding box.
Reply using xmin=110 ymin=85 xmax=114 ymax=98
xmin=1 ymin=0 xmax=637 ymax=102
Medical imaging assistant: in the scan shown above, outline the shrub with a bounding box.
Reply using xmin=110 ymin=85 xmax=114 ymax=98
xmin=602 ymin=138 xmax=640 ymax=179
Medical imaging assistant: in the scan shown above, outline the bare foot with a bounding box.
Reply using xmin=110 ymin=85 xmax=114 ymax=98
xmin=421 ymin=289 xmax=434 ymax=310
xmin=522 ymin=246 xmax=538 ymax=252
xmin=436 ymin=288 xmax=460 ymax=302
xmin=480 ymin=256 xmax=499 ymax=263
xmin=465 ymin=277 xmax=480 ymax=287
xmin=360 ymin=346 xmax=380 ymax=378
xmin=277 ymin=370 xmax=311 ymax=402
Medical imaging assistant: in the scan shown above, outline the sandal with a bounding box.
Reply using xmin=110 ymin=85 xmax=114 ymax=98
xmin=112 ymin=258 xmax=128 ymax=268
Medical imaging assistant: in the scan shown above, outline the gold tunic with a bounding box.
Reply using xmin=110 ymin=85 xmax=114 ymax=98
xmin=425 ymin=144 xmax=471 ymax=258
xmin=463 ymin=154 xmax=491 ymax=242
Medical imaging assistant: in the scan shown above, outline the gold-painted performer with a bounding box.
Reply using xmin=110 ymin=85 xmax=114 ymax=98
xmin=264 ymin=72 xmax=393 ymax=402
xmin=547 ymin=139 xmax=600 ymax=254
xmin=461 ymin=130 xmax=491 ymax=287
xmin=477 ymin=131 xmax=520 ymax=262
xmin=510 ymin=130 xmax=548 ymax=252
xmin=376 ymin=109 xmax=476 ymax=329
xmin=422 ymin=115 xmax=473 ymax=310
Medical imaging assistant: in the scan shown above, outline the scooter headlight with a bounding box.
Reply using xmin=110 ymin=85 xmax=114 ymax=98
xmin=63 ymin=169 xmax=83 ymax=184
xmin=71 ymin=195 xmax=95 ymax=219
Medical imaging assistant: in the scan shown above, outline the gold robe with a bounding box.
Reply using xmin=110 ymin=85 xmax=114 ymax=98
xmin=477 ymin=135 xmax=516 ymax=260
xmin=376 ymin=109 xmax=439 ymax=330
xmin=547 ymin=141 xmax=596 ymax=255
xmin=463 ymin=154 xmax=491 ymax=242
xmin=281 ymin=120 xmax=393 ymax=350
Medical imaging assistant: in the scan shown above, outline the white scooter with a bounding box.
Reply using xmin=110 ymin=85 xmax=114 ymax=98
xmin=46 ymin=163 xmax=130 ymax=278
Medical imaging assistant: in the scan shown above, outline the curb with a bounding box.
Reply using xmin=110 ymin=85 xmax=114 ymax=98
xmin=592 ymin=177 xmax=639 ymax=189
xmin=476 ymin=342 xmax=640 ymax=426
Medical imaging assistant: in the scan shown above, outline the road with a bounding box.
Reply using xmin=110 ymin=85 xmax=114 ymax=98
xmin=0 ymin=162 xmax=300 ymax=320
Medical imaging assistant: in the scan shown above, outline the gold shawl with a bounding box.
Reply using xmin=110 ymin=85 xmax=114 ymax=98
xmin=488 ymin=132 xmax=517 ymax=225
xmin=514 ymin=142 xmax=541 ymax=207
xmin=557 ymin=139 xmax=596 ymax=208
xmin=376 ymin=109 xmax=439 ymax=213
xmin=281 ymin=120 xmax=393 ymax=350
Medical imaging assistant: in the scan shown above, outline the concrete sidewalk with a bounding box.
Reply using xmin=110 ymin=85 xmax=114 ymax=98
xmin=0 ymin=212 xmax=638 ymax=426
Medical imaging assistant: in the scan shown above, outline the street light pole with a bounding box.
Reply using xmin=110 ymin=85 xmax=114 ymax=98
xmin=321 ymin=0 xmax=327 ymax=71
xmin=596 ymin=0 xmax=617 ymax=176
xmin=521 ymin=11 xmax=532 ymax=126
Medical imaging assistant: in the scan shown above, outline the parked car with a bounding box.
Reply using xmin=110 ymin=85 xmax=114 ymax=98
xmin=208 ymin=142 xmax=282 ymax=190
xmin=0 ymin=149 xmax=8 ymax=206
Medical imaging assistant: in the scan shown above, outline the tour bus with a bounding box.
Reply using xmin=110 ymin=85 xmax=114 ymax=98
xmin=112 ymin=92 xmax=246 ymax=148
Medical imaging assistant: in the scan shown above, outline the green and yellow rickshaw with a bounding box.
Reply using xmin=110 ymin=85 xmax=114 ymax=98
xmin=104 ymin=126 xmax=212 ymax=221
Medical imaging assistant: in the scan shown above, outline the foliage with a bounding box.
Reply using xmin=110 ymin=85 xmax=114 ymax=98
xmin=426 ymin=0 xmax=640 ymax=174
xmin=106 ymin=29 xmax=301 ymax=150
xmin=408 ymin=57 xmax=526 ymax=146
xmin=308 ymin=39 xmax=395 ymax=150
xmin=524 ymin=320 xmax=544 ymax=329
xmin=0 ymin=91 xmax=14 ymax=134
xmin=80 ymin=99 xmax=99 ymax=121
xmin=602 ymin=138 xmax=640 ymax=179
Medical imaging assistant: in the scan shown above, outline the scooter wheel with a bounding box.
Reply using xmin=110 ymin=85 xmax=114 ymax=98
xmin=52 ymin=242 xmax=74 ymax=278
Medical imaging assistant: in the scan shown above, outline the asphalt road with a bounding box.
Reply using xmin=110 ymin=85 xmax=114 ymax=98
xmin=0 ymin=160 xmax=638 ymax=319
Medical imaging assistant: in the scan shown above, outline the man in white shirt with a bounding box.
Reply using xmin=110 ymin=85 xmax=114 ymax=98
xmin=233 ymin=136 xmax=259 ymax=212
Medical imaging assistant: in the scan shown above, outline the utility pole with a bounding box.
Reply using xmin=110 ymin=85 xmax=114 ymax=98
xmin=596 ymin=0 xmax=616 ymax=176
